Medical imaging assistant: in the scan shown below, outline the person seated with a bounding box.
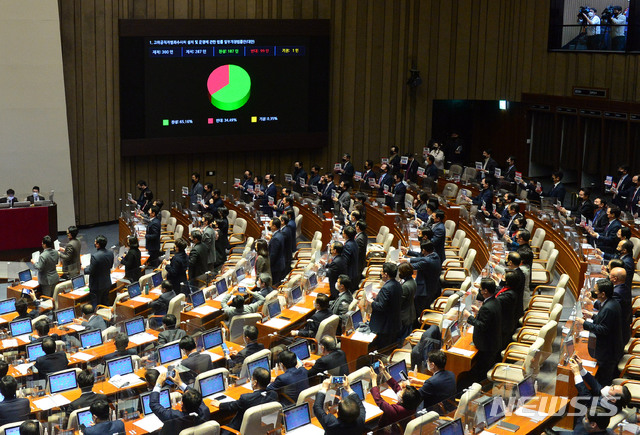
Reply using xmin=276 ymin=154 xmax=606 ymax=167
xmin=314 ymin=377 xmax=365 ymax=434
xmin=0 ymin=189 xmax=17 ymax=205
xmin=150 ymin=371 xmax=210 ymax=434
xmin=76 ymin=304 xmax=108 ymax=331
xmin=0 ymin=376 xmax=30 ymax=426
xmin=103 ymin=333 xmax=136 ymax=362
xmin=19 ymin=420 xmax=40 ymax=435
xmin=266 ymin=350 xmax=309 ymax=404
xmin=369 ymin=362 xmax=422 ymax=430
xmin=304 ymin=335 xmax=349 ymax=378
xmin=35 ymin=338 xmax=68 ymax=380
xmin=157 ymin=314 xmax=187 ymax=346
xmin=82 ymin=399 xmax=125 ymax=435
xmin=577 ymin=405 xmax=614 ymax=435
xmin=150 ymin=280 xmax=176 ymax=316
xmin=178 ymin=336 xmax=213 ymax=385
xmin=255 ymin=273 xmax=274 ymax=298
xmin=291 ymin=294 xmax=332 ymax=338
xmin=31 ymin=318 xmax=60 ymax=344
xmin=570 ymin=355 xmax=630 ymax=416
xmin=13 ymin=298 xmax=37 ymax=321
xmin=220 ymin=291 xmax=265 ymax=322
xmin=416 ymin=350 xmax=456 ymax=409
xmin=213 ymin=367 xmax=277 ymax=434
xmin=69 ymin=369 xmax=108 ymax=411
xmin=226 ymin=325 xmax=264 ymax=374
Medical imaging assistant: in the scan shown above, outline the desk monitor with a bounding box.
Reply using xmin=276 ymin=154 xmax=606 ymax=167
xmin=307 ymin=273 xmax=318 ymax=290
xmin=10 ymin=318 xmax=32 ymax=337
xmin=71 ymin=275 xmax=86 ymax=290
xmin=202 ymin=328 xmax=223 ymax=350
xmin=127 ymin=282 xmax=142 ymax=299
xmin=388 ymin=360 xmax=408 ymax=383
xmin=288 ymin=340 xmax=310 ymax=361
xmin=191 ymin=289 xmax=205 ymax=308
xmin=55 ymin=307 xmax=76 ymax=326
xmin=517 ymin=376 xmax=536 ymax=402
xmin=18 ymin=269 xmax=32 ymax=283
xmin=341 ymin=380 xmax=365 ymax=401
xmin=283 ymin=402 xmax=312 ymax=432
xmin=290 ymin=286 xmax=303 ymax=305
xmin=140 ymin=389 xmax=170 ymax=415
xmin=482 ymin=396 xmax=505 ymax=427
xmin=77 ymin=409 xmax=93 ymax=428
xmin=236 ymin=267 xmax=245 ymax=282
xmin=106 ymin=355 xmax=134 ymax=378
xmin=247 ymin=356 xmax=270 ymax=378
xmin=437 ymin=418 xmax=464 ymax=435
xmin=13 ymin=201 xmax=30 ymax=208
xmin=3 ymin=424 xmax=21 ymax=435
xmin=267 ymin=300 xmax=282 ymax=319
xmin=151 ymin=271 xmax=163 ymax=288
xmin=26 ymin=342 xmax=46 ymax=361
xmin=0 ymin=203 xmax=10 ymax=209
xmin=215 ymin=278 xmax=228 ymax=295
xmin=351 ymin=310 xmax=363 ymax=330
xmin=79 ymin=329 xmax=103 ymax=349
xmin=124 ymin=316 xmax=145 ymax=337
xmin=199 ymin=373 xmax=225 ymax=398
xmin=0 ymin=298 xmax=16 ymax=315
xmin=158 ymin=342 xmax=182 ymax=365
xmin=48 ymin=369 xmax=78 ymax=394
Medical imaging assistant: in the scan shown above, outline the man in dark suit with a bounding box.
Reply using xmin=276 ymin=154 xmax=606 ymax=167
xmin=226 ymin=325 xmax=265 ymax=374
xmin=304 ymin=335 xmax=349 ymax=378
xmin=577 ymin=278 xmax=624 ymax=385
xmin=374 ymin=163 xmax=393 ymax=197
xmin=478 ymin=149 xmax=498 ymax=182
xmin=417 ymin=350 xmax=457 ymax=409
xmin=502 ymin=156 xmax=517 ymax=182
xmin=355 ymin=220 xmax=368 ymax=278
xmin=69 ymin=369 xmax=108 ymax=411
xmin=368 ymin=263 xmax=402 ymax=349
xmin=462 ymin=278 xmax=502 ymax=387
xmin=204 ymin=188 xmax=224 ymax=215
xmin=236 ymin=170 xmax=254 ymax=203
xmin=291 ymin=161 xmax=308 ymax=193
xmin=188 ymin=230 xmax=208 ymax=285
xmin=151 ymin=280 xmax=176 ymax=316
xmin=178 ymin=336 xmax=213 ymax=385
xmin=267 ymin=350 xmax=309 ymax=403
xmin=612 ymin=165 xmax=633 ymax=209
xmin=362 ymin=159 xmax=377 ymax=192
xmin=78 ymin=304 xmax=108 ymax=331
xmin=385 ymin=173 xmax=406 ymax=210
xmin=150 ymin=372 xmax=210 ymax=435
xmin=330 ymin=275 xmax=353 ymax=332
xmin=423 ymin=154 xmax=439 ymax=180
xmin=26 ymin=186 xmax=43 ymax=203
xmin=82 ymin=400 xmax=125 ymax=435
xmin=406 ymin=241 xmax=442 ymax=318
xmin=341 ymin=226 xmax=360 ymax=290
xmin=388 ymin=146 xmax=401 ymax=174
xmin=145 ymin=206 xmax=161 ymax=267
xmin=60 ymin=225 xmax=82 ymax=278
xmin=336 ymin=153 xmax=355 ymax=185
xmin=268 ymin=218 xmax=286 ymax=286
xmin=404 ymin=154 xmax=419 ymax=183
xmin=163 ymin=238 xmax=189 ymax=294
xmin=103 ymin=333 xmax=136 ymax=362
xmin=84 ymin=235 xmax=113 ymax=308
xmin=320 ymin=173 xmax=336 ymax=212
xmin=592 ymin=197 xmax=609 ymax=233
xmin=292 ymin=294 xmax=332 ymax=339
xmin=201 ymin=213 xmax=217 ymax=270
xmin=214 ymin=367 xmax=277 ymax=433
xmin=35 ymin=338 xmax=68 ymax=379
xmin=545 ymin=171 xmax=567 ymax=205
xmin=495 ymin=271 xmax=520 ymax=349
xmin=610 ymin=267 xmax=632 ymax=345
xmin=431 ymin=210 xmax=447 ymax=265
xmin=466 ymin=177 xmax=494 ymax=215
xmin=308 ymin=165 xmax=321 ymax=194
xmin=314 ymin=377 xmax=365 ymax=434
xmin=589 ymin=205 xmax=622 ymax=255
xmin=0 ymin=189 xmax=18 ymax=206
xmin=261 ymin=174 xmax=277 ymax=215
xmin=0 ymin=376 xmax=30 ymax=426
xmin=158 ymin=314 xmax=187 ymax=346
xmin=628 ymin=174 xmax=640 ymax=216
xmin=325 ymin=242 xmax=348 ymax=300
xmin=279 ymin=214 xmax=294 ymax=276
xmin=559 ymin=187 xmax=595 ymax=222
xmin=617 ymin=240 xmax=636 ymax=290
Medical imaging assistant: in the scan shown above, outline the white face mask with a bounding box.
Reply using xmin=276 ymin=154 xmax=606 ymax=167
xmin=601 ymin=386 xmax=615 ymax=402
xmin=589 ymin=11 xmax=595 ymax=17
xmin=335 ymin=283 xmax=341 ymax=292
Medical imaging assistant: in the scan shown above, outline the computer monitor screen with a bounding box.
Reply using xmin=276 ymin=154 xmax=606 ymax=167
xmin=351 ymin=310 xmax=363 ymax=329
xmin=158 ymin=342 xmax=182 ymax=365
xmin=140 ymin=389 xmax=170 ymax=415
xmin=191 ymin=290 xmax=205 ymax=308
xmin=388 ymin=360 xmax=407 ymax=383
xmin=284 ymin=402 xmax=312 ymax=432
xmin=236 ymin=267 xmax=245 ymax=282
xmin=290 ymin=286 xmax=302 ymax=304
xmin=48 ymin=370 xmax=78 ymax=394
xmin=308 ymin=273 xmax=317 ymax=290
xmin=152 ymin=271 xmax=163 ymax=288
xmin=288 ymin=341 xmax=310 ymax=361
xmin=26 ymin=343 xmax=46 ymax=361
xmin=267 ymin=300 xmax=281 ymax=318
xmin=4 ymin=425 xmax=20 ymax=435
xmin=107 ymin=356 xmax=134 ymax=377
xmin=79 ymin=329 xmax=103 ymax=349
xmin=77 ymin=409 xmax=93 ymax=428
xmin=202 ymin=328 xmax=223 ymax=350
xmin=437 ymin=418 xmax=464 ymax=435
xmin=10 ymin=318 xmax=32 ymax=337
xmin=200 ymin=373 xmax=225 ymax=398
xmin=125 ymin=317 xmax=145 ymax=336
xmin=55 ymin=307 xmax=75 ymax=326
xmin=72 ymin=275 xmax=86 ymax=290
xmin=18 ymin=269 xmax=31 ymax=282
xmin=247 ymin=356 xmax=270 ymax=377
xmin=0 ymin=298 xmax=16 ymax=315
xmin=215 ymin=278 xmax=228 ymax=295
xmin=342 ymin=380 xmax=364 ymax=400
xmin=484 ymin=396 xmax=505 ymax=427
xmin=127 ymin=282 xmax=142 ymax=298
xmin=517 ymin=376 xmax=536 ymax=402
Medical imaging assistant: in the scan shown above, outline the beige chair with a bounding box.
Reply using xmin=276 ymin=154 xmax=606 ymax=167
xmin=66 ymin=406 xmax=90 ymax=430
xmin=505 ymin=320 xmax=557 ymax=363
xmin=230 ymin=218 xmax=247 ymax=246
xmin=532 ymin=274 xmax=569 ymax=296
xmin=530 ymin=249 xmax=559 ymax=286
xmin=296 ymin=384 xmax=323 ymax=416
xmin=444 ymin=220 xmax=456 ymax=241
xmin=194 ymin=368 xmax=230 ymax=394
xmin=403 ymin=410 xmax=440 ymax=435
xmin=613 ymin=379 xmax=640 ymax=407
xmin=528 ymin=287 xmax=565 ymax=312
xmin=295 ymin=214 xmax=303 ymax=240
xmin=46 ymin=280 xmax=73 ymax=310
xmin=460 ymin=167 xmax=477 ymax=183
xmin=445 ymin=229 xmax=466 ymax=252
xmin=221 ymin=402 xmax=282 ymax=435
xmin=162 ymin=217 xmax=178 ymax=237
xmin=166 ymin=293 xmax=186 ymax=324
xmin=448 ymin=165 xmax=463 ymax=179
xmin=227 ymin=209 xmax=237 ymax=228
xmin=225 ymin=313 xmax=262 ymax=344
xmin=453 ymin=382 xmax=482 ymax=424
xmin=235 ymin=349 xmax=272 ymax=380
xmin=347 ymin=366 xmax=372 ymax=384
xmin=420 ymin=293 xmax=460 ymax=328
xmin=445 ymin=238 xmax=470 ymax=261
xmin=441 ymin=249 xmax=476 ymax=286
xmin=30 ymin=314 xmax=48 ymax=327
xmin=102 ymin=326 xmax=118 ymax=341
xmin=45 ymin=368 xmax=82 ymax=394
xmin=519 ymin=302 xmax=562 ymax=329
xmin=375 ymin=226 xmax=390 ymax=244
xmin=488 ymin=337 xmax=544 ymax=383
xmin=261 ymin=290 xmax=280 ymax=317
xmin=442 ymin=182 xmax=459 ymax=201
xmin=139 ymin=272 xmax=155 ymax=290
xmin=404 ymin=192 xmax=414 ymax=211
xmin=179 ymin=421 xmax=221 ymax=435
xmin=530 ymin=228 xmax=546 ymax=253
xmin=525 ymin=219 xmax=534 ymax=233
xmin=161 ymin=224 xmax=184 ymax=252
xmin=629 ymin=236 xmax=640 ymax=261
xmin=532 ymin=240 xmax=555 ymax=268
xmin=96 ymin=291 xmax=129 ymax=322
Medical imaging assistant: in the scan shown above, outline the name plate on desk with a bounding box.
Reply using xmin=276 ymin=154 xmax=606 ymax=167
xmin=262 ymin=318 xmax=290 ymax=329
xmin=448 ymin=347 xmax=474 ymax=357
xmin=351 ymin=331 xmax=376 ymax=342
xmin=191 ymin=305 xmax=218 ymax=315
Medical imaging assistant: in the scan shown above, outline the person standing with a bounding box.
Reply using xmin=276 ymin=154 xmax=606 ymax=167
xmin=32 ymin=235 xmax=59 ymax=297
xmin=163 ymin=238 xmax=189 ymax=294
xmin=59 ymin=226 xmax=81 ymax=279
xmin=84 ymin=235 xmax=113 ymax=308
xmin=120 ymin=236 xmax=141 ymax=283
xmin=367 ymin=263 xmax=402 ymax=349
xmin=582 ymin=7 xmax=602 ymax=50
xmin=188 ymin=230 xmax=208 ymax=285
xmin=145 ymin=206 xmax=161 ymax=268
xmin=189 ymin=172 xmax=204 ymax=207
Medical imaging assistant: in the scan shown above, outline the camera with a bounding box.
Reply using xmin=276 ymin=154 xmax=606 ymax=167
xmin=577 ymin=6 xmax=590 ymax=24
xmin=601 ymin=6 xmax=615 ymax=24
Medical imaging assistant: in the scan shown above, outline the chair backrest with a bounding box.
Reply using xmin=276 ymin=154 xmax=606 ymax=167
xmin=292 ymin=206 xmax=300 ymax=218
xmin=382 ymin=233 xmax=394 ymax=252
xmin=459 ymin=277 xmax=472 ymax=294
xmin=449 ymin=165 xmax=463 ymax=177
xmin=174 ymin=224 xmax=184 ymax=241
xmin=160 ymin=209 xmax=171 ymax=225
xmin=519 ymin=189 xmax=528 ymax=200
xmin=442 ymin=183 xmax=459 ymax=199
xmin=548 ymin=303 xmax=563 ymax=324
xmin=538 ymin=320 xmax=558 ymax=355
xmin=347 ymin=366 xmax=372 ymax=384
xmin=168 ymin=293 xmax=186 ymax=323
xmin=531 ymin=228 xmax=546 ymax=247
xmin=139 ymin=272 xmax=155 ymax=291
xmin=315 ymin=314 xmax=340 ymax=343
xmin=523 ymin=338 xmax=545 ymax=376
xmin=525 ymin=219 xmax=534 ymax=233
xmin=451 ymin=229 xmax=465 ymax=248
xmin=67 ymin=406 xmax=90 ymax=430
xmin=376 ymin=226 xmax=390 ymax=244
xmin=443 ymin=293 xmax=461 ymax=314
xmin=454 ymin=382 xmax=482 ymax=422
xmin=166 ymin=217 xmax=177 ymax=233
xmin=461 ymin=167 xmax=477 ymax=182
xmin=234 ymin=258 xmax=249 ymax=274
xmin=539 ymin=240 xmax=555 ymax=261
xmin=551 ymin=287 xmax=566 ymax=307
xmin=194 ymin=368 xmax=230 ymax=394
xmin=312 ymin=231 xmax=322 ymax=242
xmin=52 ymin=280 xmax=73 ymax=309
xmin=31 ymin=314 xmax=48 ymax=327
xmin=458 ymin=238 xmax=471 ymax=259
xmin=463 ymin=249 xmax=477 ymax=271
xmin=546 ymin=249 xmax=559 ymax=272
xmin=444 ymin=220 xmax=456 ymax=239
xmin=295 ymin=214 xmax=303 ymax=239
xmin=455 ymin=190 xmax=470 ymax=205
xmin=179 ymin=421 xmax=221 ymax=435
xmin=242 ymin=238 xmax=255 ymax=258
xmin=296 ymin=384 xmax=323 ymax=416
xmin=261 ymin=290 xmax=279 ymax=317
xmin=111 ymin=290 xmax=130 ymax=311
xmin=403 ymin=411 xmax=440 ymax=435
xmin=233 ymin=218 xmax=248 ymax=236
xmin=227 ymin=210 xmax=237 ymax=227
xmin=229 ymin=313 xmax=262 ymax=344
xmin=102 ymin=326 xmax=118 ymax=341
xmin=239 ymin=402 xmax=283 ymax=435
xmin=630 ymin=237 xmax=640 ymax=260
xmin=404 ymin=193 xmax=414 ymax=211
xmin=557 ymin=274 xmax=570 ymax=289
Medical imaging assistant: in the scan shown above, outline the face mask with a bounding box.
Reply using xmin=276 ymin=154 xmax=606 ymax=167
xmin=616 ymin=249 xmax=622 ymax=256
xmin=591 ymin=290 xmax=598 ymax=299
xmin=601 ymin=386 xmax=616 ymax=402
xmin=342 ymin=158 xmax=347 ymax=163
xmin=335 ymin=283 xmax=341 ymax=292
xmin=618 ymin=170 xmax=624 ymax=176
xmin=589 ymin=11 xmax=594 ymax=17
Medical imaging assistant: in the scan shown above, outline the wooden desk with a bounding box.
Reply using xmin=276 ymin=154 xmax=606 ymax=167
xmin=180 ymin=299 xmax=224 ymax=332
xmin=67 ymin=329 xmax=160 ymax=365
xmin=444 ymin=330 xmax=478 ymax=382
xmin=485 ymin=393 xmax=569 ymax=434
xmin=256 ymin=296 xmax=317 ymax=348
xmin=115 ymin=289 xmax=162 ymax=321
xmin=340 ymin=331 xmax=374 ymax=372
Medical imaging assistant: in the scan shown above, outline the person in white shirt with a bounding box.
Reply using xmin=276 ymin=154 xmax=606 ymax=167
xmin=582 ymin=7 xmax=602 ymax=50
xmin=611 ymin=6 xmax=627 ymax=50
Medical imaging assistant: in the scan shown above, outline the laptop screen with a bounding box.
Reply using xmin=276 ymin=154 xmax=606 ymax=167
xmin=484 ymin=396 xmax=505 ymax=427
xmin=290 ymin=286 xmax=302 ymax=304
xmin=152 ymin=272 xmax=163 ymax=288
xmin=267 ymin=300 xmax=281 ymax=318
xmin=26 ymin=343 xmax=46 ymax=361
xmin=202 ymin=328 xmax=223 ymax=350
xmin=140 ymin=389 xmax=170 ymax=415
xmin=158 ymin=343 xmax=182 ymax=365
xmin=79 ymin=329 xmax=103 ymax=349
xmin=49 ymin=370 xmax=77 ymax=394
xmin=125 ymin=317 xmax=145 ymax=336
xmin=4 ymin=426 xmax=20 ymax=435
xmin=215 ymin=278 xmax=228 ymax=295
xmin=107 ymin=356 xmax=134 ymax=377
xmin=288 ymin=341 xmax=310 ymax=361
xmin=127 ymin=282 xmax=141 ymax=298
xmin=342 ymin=380 xmax=365 ymax=400
xmin=235 ymin=267 xmax=245 ymax=282
xmin=351 ymin=310 xmax=363 ymax=329
xmin=388 ymin=360 xmax=407 ymax=383
xmin=18 ymin=269 xmax=31 ymax=283
xmin=284 ymin=403 xmax=312 ymax=432
xmin=200 ymin=373 xmax=225 ymax=398
xmin=517 ymin=376 xmax=536 ymax=402
xmin=247 ymin=356 xmax=270 ymax=377
xmin=308 ymin=273 xmax=317 ymax=290
xmin=55 ymin=307 xmax=75 ymax=326
xmin=438 ymin=418 xmax=464 ymax=435
xmin=72 ymin=275 xmax=86 ymax=290
xmin=77 ymin=409 xmax=93 ymax=428
xmin=10 ymin=318 xmax=32 ymax=337
xmin=191 ymin=290 xmax=205 ymax=308
xmin=0 ymin=298 xmax=16 ymax=315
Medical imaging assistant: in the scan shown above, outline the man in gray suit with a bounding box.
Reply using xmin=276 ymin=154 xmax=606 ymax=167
xmin=329 ymin=275 xmax=353 ymax=334
xmin=158 ymin=314 xmax=187 ymax=346
xmin=84 ymin=235 xmax=113 ymax=308
xmin=78 ymin=304 xmax=108 ymax=331
xmin=178 ymin=336 xmax=213 ymax=385
xmin=59 ymin=226 xmax=81 ymax=279
xmin=188 ymin=230 xmax=208 ymax=285
xmin=201 ymin=214 xmax=217 ymax=271
xmin=32 ymin=235 xmax=59 ymax=297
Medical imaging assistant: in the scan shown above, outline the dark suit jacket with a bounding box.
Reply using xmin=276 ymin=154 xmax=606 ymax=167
xmin=496 ymin=288 xmax=518 ymax=348
xmin=583 ymin=298 xmax=623 ymax=362
xmin=314 ymin=391 xmax=365 ymax=435
xmin=321 ymin=181 xmax=336 ymax=211
xmin=152 ymin=290 xmax=176 ymax=316
xmin=614 ymin=174 xmax=633 ymax=208
xmin=293 ymin=168 xmax=308 ymax=187
xmin=370 ymin=279 xmax=402 ymax=336
xmin=418 ymin=369 xmax=457 ymax=409
xmin=150 ymin=388 xmax=210 ymax=435
xmin=146 ymin=217 xmax=161 ymax=253
xmin=468 ymin=295 xmax=502 ymax=354
xmin=219 ymin=389 xmax=278 ymax=431
xmin=307 ymin=350 xmax=349 ymax=378
xmin=574 ymin=199 xmax=595 ymax=222
xmin=575 ymin=371 xmax=625 ymax=415
xmin=85 ymin=248 xmax=114 ymax=292
xmin=298 ymin=309 xmax=332 ymax=338
xmin=425 ymin=163 xmax=438 ymax=180
xmin=27 ymin=193 xmax=44 ymax=204
xmin=613 ymin=283 xmax=632 ymax=343
xmin=400 ymin=278 xmax=417 ymax=329
xmin=621 ymin=254 xmax=635 ymax=291
xmin=158 ymin=327 xmax=187 ymax=346
xmin=387 ymin=181 xmax=406 ymax=210
xmin=165 ymin=251 xmax=188 ymax=292
xmin=326 ymin=254 xmax=348 ymax=299
xmin=473 ymin=188 xmax=494 ymax=214
xmin=308 ymin=174 xmax=321 ymax=193
xmin=0 ymin=197 xmax=17 ymax=205
xmin=267 ymin=366 xmax=309 ymax=403
xmin=388 ymin=155 xmax=401 ymax=174
xmin=482 ymin=157 xmax=498 ymax=178
xmin=280 ymin=224 xmax=294 ymax=269
xmin=188 ymin=242 xmax=208 ymax=282
xmin=287 ymin=219 xmax=297 ymax=253
xmin=121 ymin=247 xmax=142 ymax=282
xmin=629 ymin=186 xmax=640 ymax=215
xmin=546 ymin=182 xmax=566 ymax=204
xmin=60 ymin=238 xmax=82 ymax=277
xmin=83 ymin=420 xmax=125 ymax=435
xmin=0 ymin=397 xmax=31 ymax=426
xmin=378 ymin=173 xmax=392 ymax=196
xmin=597 ymin=219 xmax=622 ymax=254
xmin=363 ymin=169 xmax=377 ymax=187
xmin=181 ymin=351 xmax=214 ymax=385
xmin=503 ymin=165 xmax=517 ymax=182
xmin=103 ymin=349 xmax=137 ymax=363
xmin=431 ymin=222 xmax=446 ymax=265
xmin=229 ymin=341 xmax=265 ymax=371
xmin=341 ymin=161 xmax=355 ymax=184
xmin=342 ymin=239 xmax=360 ymax=288
xmin=410 ymin=252 xmax=442 ymax=300
xmin=262 ymin=183 xmax=278 ymax=214
xmin=269 ymin=230 xmax=286 ymax=274
xmin=355 ymin=232 xmax=368 ymax=274
xmin=69 ymin=390 xmax=108 ymax=411
xmin=36 ymin=352 xmax=69 ymax=379
xmin=592 ymin=209 xmax=608 ymax=233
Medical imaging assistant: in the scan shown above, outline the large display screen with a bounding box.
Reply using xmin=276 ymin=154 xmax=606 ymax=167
xmin=120 ymin=20 xmax=330 ymax=155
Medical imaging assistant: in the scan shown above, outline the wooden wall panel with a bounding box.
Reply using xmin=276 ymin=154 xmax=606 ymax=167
xmin=57 ymin=0 xmax=640 ymax=225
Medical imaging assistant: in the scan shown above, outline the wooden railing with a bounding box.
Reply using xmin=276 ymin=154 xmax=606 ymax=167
xmin=294 ymin=201 xmax=333 ymax=247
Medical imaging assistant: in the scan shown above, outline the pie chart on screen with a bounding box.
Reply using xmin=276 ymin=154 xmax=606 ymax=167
xmin=207 ymin=64 xmax=251 ymax=111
